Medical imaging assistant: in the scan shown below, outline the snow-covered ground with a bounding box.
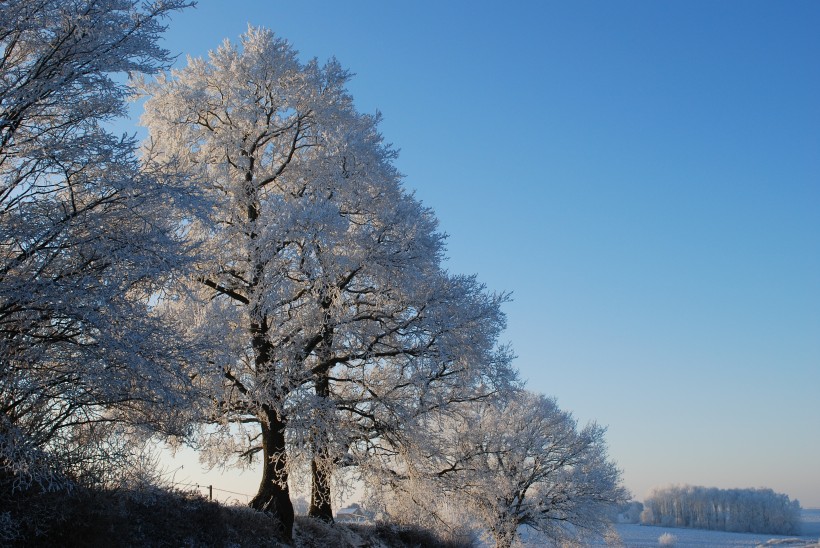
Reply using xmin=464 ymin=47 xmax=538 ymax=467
xmin=596 ymin=523 xmax=819 ymax=548
xmin=511 ymin=509 xmax=820 ymax=547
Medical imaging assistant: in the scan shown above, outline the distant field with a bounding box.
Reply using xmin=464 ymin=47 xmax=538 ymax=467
xmin=514 ymin=509 xmax=820 ymax=547
xmin=600 ymin=524 xmax=817 ymax=548
xmin=802 ymin=509 xmax=820 ymax=537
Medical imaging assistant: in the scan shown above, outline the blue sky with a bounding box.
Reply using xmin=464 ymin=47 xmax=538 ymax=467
xmin=149 ymin=1 xmax=820 ymax=506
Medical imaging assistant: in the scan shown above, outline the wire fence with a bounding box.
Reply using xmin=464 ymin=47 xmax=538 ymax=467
xmin=170 ymin=479 xmax=253 ymax=503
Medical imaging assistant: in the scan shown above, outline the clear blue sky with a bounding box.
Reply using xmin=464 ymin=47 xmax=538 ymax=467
xmin=148 ymin=1 xmax=820 ymax=507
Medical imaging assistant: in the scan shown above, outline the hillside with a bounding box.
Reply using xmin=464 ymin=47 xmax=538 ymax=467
xmin=1 ymin=487 xmax=471 ymax=548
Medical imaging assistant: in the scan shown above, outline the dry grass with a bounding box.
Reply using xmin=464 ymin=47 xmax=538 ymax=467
xmin=2 ymin=487 xmax=474 ymax=547
xmin=2 ymin=487 xmax=284 ymax=547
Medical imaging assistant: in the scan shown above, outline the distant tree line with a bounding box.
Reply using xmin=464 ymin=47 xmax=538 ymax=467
xmin=641 ymin=485 xmax=801 ymax=535
xmin=614 ymin=500 xmax=644 ymax=523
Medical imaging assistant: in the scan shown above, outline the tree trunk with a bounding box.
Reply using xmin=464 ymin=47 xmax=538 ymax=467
xmin=308 ymin=369 xmax=334 ymax=522
xmin=492 ymin=531 xmax=515 ymax=548
xmin=250 ymin=405 xmax=294 ymax=542
xmin=491 ymin=519 xmax=517 ymax=548
xmin=309 ymin=454 xmax=333 ymax=522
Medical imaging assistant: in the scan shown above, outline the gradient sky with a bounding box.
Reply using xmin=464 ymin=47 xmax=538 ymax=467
xmin=144 ymin=1 xmax=820 ymax=507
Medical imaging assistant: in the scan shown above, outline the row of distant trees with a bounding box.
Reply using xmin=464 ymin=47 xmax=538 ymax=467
xmin=641 ymin=485 xmax=801 ymax=535
xmin=0 ymin=2 xmax=627 ymax=547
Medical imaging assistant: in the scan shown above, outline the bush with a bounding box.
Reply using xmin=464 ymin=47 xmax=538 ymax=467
xmin=294 ymin=516 xmax=474 ymax=548
xmin=659 ymin=532 xmax=678 ymax=546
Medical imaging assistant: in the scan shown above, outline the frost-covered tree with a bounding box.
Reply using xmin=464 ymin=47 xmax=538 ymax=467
xmin=379 ymin=391 xmax=627 ymax=548
xmin=641 ymin=485 xmax=801 ymax=535
xmin=0 ymin=0 xmax=198 ymax=490
xmin=140 ymin=27 xmax=515 ymax=539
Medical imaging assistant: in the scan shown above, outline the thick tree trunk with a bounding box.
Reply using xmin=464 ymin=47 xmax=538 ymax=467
xmin=309 ymin=455 xmax=333 ymax=522
xmin=308 ymin=369 xmax=334 ymax=522
xmin=250 ymin=405 xmax=294 ymax=542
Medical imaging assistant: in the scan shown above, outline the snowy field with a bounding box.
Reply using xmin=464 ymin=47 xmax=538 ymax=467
xmin=512 ymin=509 xmax=820 ymax=547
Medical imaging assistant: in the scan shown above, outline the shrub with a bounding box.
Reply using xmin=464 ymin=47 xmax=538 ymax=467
xmin=659 ymin=532 xmax=678 ymax=546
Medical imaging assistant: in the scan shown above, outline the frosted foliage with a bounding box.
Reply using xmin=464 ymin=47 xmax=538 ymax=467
xmin=141 ymin=26 xmax=516 ymax=534
xmin=376 ymin=392 xmax=628 ymax=548
xmin=641 ymin=485 xmax=802 ymax=535
xmin=0 ymin=0 xmax=198 ymax=489
xmin=659 ymin=532 xmax=678 ymax=546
